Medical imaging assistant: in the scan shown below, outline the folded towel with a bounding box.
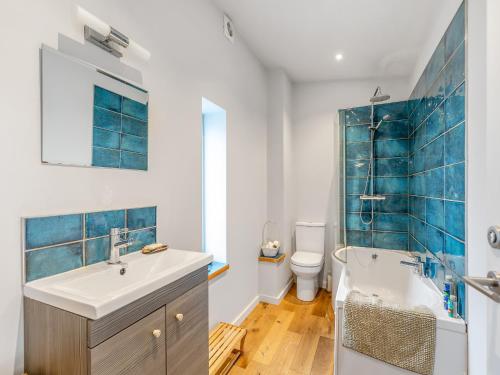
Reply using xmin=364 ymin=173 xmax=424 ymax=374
xmin=343 ymin=291 xmax=436 ymax=375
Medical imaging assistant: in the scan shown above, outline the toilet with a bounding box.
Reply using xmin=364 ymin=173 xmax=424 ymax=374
xmin=291 ymin=222 xmax=325 ymax=301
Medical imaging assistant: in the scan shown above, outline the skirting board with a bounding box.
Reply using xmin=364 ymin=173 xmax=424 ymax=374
xmin=259 ymin=277 xmax=294 ymax=305
xmin=230 ymin=278 xmax=294 ymax=326
xmin=231 ymin=295 xmax=260 ymax=326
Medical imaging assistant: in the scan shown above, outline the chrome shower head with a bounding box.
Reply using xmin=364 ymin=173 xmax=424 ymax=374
xmin=370 ymin=86 xmax=391 ymax=103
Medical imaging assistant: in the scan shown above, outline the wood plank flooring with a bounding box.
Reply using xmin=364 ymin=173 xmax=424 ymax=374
xmin=228 ymin=285 xmax=334 ymax=375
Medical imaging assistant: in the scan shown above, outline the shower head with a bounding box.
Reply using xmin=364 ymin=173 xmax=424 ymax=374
xmin=370 ymin=114 xmax=391 ymax=131
xmin=370 ymin=86 xmax=391 ymax=103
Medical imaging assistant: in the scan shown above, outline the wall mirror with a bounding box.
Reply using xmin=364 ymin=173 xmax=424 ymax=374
xmin=41 ymin=46 xmax=149 ymax=170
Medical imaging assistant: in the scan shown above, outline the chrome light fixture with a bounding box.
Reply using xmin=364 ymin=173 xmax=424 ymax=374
xmin=77 ymin=6 xmax=151 ymax=61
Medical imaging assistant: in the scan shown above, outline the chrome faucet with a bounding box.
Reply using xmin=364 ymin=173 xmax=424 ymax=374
xmin=108 ymin=228 xmax=134 ymax=265
xmin=400 ymin=255 xmax=424 ymax=276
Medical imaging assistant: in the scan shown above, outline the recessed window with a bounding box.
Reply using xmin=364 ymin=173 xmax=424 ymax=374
xmin=202 ymin=98 xmax=227 ymax=263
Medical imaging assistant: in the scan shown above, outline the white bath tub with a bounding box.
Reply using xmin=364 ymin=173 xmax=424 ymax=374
xmin=334 ymin=246 xmax=467 ymax=375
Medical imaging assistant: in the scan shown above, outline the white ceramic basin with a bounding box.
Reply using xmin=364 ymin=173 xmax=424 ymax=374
xmin=24 ymin=249 xmax=213 ymax=319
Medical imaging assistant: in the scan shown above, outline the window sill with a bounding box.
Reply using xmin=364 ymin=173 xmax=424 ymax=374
xmin=208 ymin=261 xmax=230 ymax=280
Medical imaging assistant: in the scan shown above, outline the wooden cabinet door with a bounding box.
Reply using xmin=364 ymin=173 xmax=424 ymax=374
xmin=90 ymin=307 xmax=166 ymax=375
xmin=166 ymin=281 xmax=208 ymax=375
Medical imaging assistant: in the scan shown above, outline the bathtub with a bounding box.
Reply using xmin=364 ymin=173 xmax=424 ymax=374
xmin=333 ymin=246 xmax=467 ymax=375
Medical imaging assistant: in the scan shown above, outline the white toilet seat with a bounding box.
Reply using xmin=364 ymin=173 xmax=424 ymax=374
xmin=291 ymin=251 xmax=324 ymax=267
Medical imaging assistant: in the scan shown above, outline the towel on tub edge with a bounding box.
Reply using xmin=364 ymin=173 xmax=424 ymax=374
xmin=343 ymin=290 xmax=436 ymax=375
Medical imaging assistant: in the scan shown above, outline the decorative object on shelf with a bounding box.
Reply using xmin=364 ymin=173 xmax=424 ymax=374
xmin=260 ymin=220 xmax=281 ymax=257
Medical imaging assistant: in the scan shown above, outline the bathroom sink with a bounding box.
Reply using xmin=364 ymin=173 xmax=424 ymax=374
xmin=23 ymin=249 xmax=212 ymax=319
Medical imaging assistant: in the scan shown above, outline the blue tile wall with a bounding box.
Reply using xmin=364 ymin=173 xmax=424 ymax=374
xmin=342 ymin=2 xmax=466 ymax=319
xmin=408 ymin=2 xmax=466 ymax=318
xmin=92 ymin=86 xmax=148 ymax=171
xmin=23 ymin=206 xmax=157 ymax=281
xmin=341 ymin=100 xmax=409 ymax=250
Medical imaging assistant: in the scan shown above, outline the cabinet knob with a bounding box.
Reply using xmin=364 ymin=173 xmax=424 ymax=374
xmin=176 ymin=313 xmax=184 ymax=322
xmin=152 ymin=329 xmax=162 ymax=338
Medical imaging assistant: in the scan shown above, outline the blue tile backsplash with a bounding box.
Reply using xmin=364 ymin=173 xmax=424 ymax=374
xmin=23 ymin=206 xmax=157 ymax=282
xmin=341 ymin=2 xmax=466 ymax=318
xmin=92 ymin=86 xmax=149 ymax=171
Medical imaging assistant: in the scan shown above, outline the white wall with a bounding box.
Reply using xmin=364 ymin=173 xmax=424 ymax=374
xmin=261 ymin=69 xmax=293 ymax=300
xmin=408 ymin=0 xmax=463 ymax=92
xmin=291 ymin=78 xmax=409 ymax=283
xmin=0 ymin=0 xmax=267 ymax=372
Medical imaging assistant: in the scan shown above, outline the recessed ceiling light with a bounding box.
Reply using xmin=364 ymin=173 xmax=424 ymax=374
xmin=335 ymin=53 xmax=343 ymax=61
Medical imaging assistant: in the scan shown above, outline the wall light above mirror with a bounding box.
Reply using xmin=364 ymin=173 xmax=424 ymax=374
xmin=41 ymin=46 xmax=149 ymax=171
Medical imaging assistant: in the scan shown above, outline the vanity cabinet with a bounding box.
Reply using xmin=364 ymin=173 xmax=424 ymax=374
xmin=24 ymin=266 xmax=208 ymax=375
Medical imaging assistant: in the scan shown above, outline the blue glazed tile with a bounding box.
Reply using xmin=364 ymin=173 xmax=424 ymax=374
xmin=92 ymin=147 xmax=120 ymax=168
xmin=414 ymin=99 xmax=427 ymax=129
xmin=375 ymin=195 xmax=408 ymax=213
xmin=426 ymin=73 xmax=446 ymax=114
xmin=373 ymin=214 xmax=408 ymax=232
xmin=122 ymin=116 xmax=148 ymax=138
xmin=410 ymin=235 xmax=426 ymax=253
xmin=93 ymin=107 xmax=121 ymax=132
xmin=445 ymin=201 xmax=465 ymax=240
xmin=445 ymin=122 xmax=465 ymax=165
xmin=120 ymin=151 xmax=148 ymax=171
xmin=426 ymin=225 xmax=444 ymax=260
xmin=445 ymin=234 xmax=465 ymax=257
xmin=93 ymin=127 xmax=120 ymax=150
xmin=411 ymin=196 xmax=426 ymax=221
xmin=413 ymin=173 xmax=426 ymax=196
xmin=86 ymin=210 xmax=126 ymax=238
xmin=120 ymin=134 xmax=147 ymax=155
xmin=346 ymin=195 xmax=372 ymax=213
xmin=373 ymin=232 xmax=408 ymax=250
xmin=445 ymin=163 xmax=465 ymax=201
xmin=445 ymin=83 xmax=465 ymax=130
xmin=375 ymin=120 xmax=409 ymax=140
xmin=25 ymin=214 xmax=83 ymax=249
xmin=346 ymin=142 xmax=370 ymax=160
xmin=445 ymin=3 xmax=465 ymax=61
xmin=127 ymin=207 xmax=157 ymax=230
xmin=374 ymin=101 xmax=408 ymax=122
xmin=344 ymin=106 xmax=371 ymax=125
xmin=456 ymin=281 xmax=466 ymax=317
xmin=126 ymin=228 xmax=157 ymax=253
xmin=375 ymin=158 xmax=408 ymax=177
xmin=445 ymin=253 xmax=465 ymax=278
xmin=345 ymin=125 xmax=370 ymax=143
xmin=414 ymin=123 xmax=426 ymax=151
xmin=94 ymin=86 xmax=121 ymax=112
xmin=346 ymin=213 xmax=371 ymax=231
xmin=414 ymin=149 xmax=426 ymax=173
xmin=375 ymin=139 xmax=409 ymax=158
xmin=413 ymin=218 xmax=427 ymax=247
xmin=375 ymin=177 xmax=408 ymax=194
xmin=426 ymin=103 xmax=445 ymax=143
xmin=346 ymin=160 xmax=369 ymax=177
xmin=426 ymin=198 xmax=445 ymax=230
xmin=426 ymin=38 xmax=445 ymax=91
xmin=25 ymin=243 xmax=83 ymax=282
xmin=346 ymin=230 xmax=372 ymax=247
xmin=85 ymin=237 xmax=110 ymax=265
xmin=346 ymin=178 xmax=369 ymax=195
xmin=122 ymin=98 xmax=148 ymax=121
xmin=424 ymin=137 xmax=445 ymax=170
xmin=445 ymin=43 xmax=465 ymax=96
xmin=425 ymin=167 xmax=444 ymax=198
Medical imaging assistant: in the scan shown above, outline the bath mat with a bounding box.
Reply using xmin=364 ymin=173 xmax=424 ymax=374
xmin=343 ymin=291 xmax=436 ymax=375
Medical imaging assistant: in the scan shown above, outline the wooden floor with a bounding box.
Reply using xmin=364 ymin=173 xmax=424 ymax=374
xmin=228 ymin=285 xmax=334 ymax=375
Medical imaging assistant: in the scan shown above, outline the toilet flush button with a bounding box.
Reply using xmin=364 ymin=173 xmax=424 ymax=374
xmin=487 ymin=226 xmax=500 ymax=248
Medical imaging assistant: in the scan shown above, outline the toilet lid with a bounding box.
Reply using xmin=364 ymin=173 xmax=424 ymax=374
xmin=291 ymin=251 xmax=324 ymax=267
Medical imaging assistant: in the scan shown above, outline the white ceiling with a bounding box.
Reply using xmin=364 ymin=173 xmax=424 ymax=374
xmin=212 ymin=0 xmax=458 ymax=82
